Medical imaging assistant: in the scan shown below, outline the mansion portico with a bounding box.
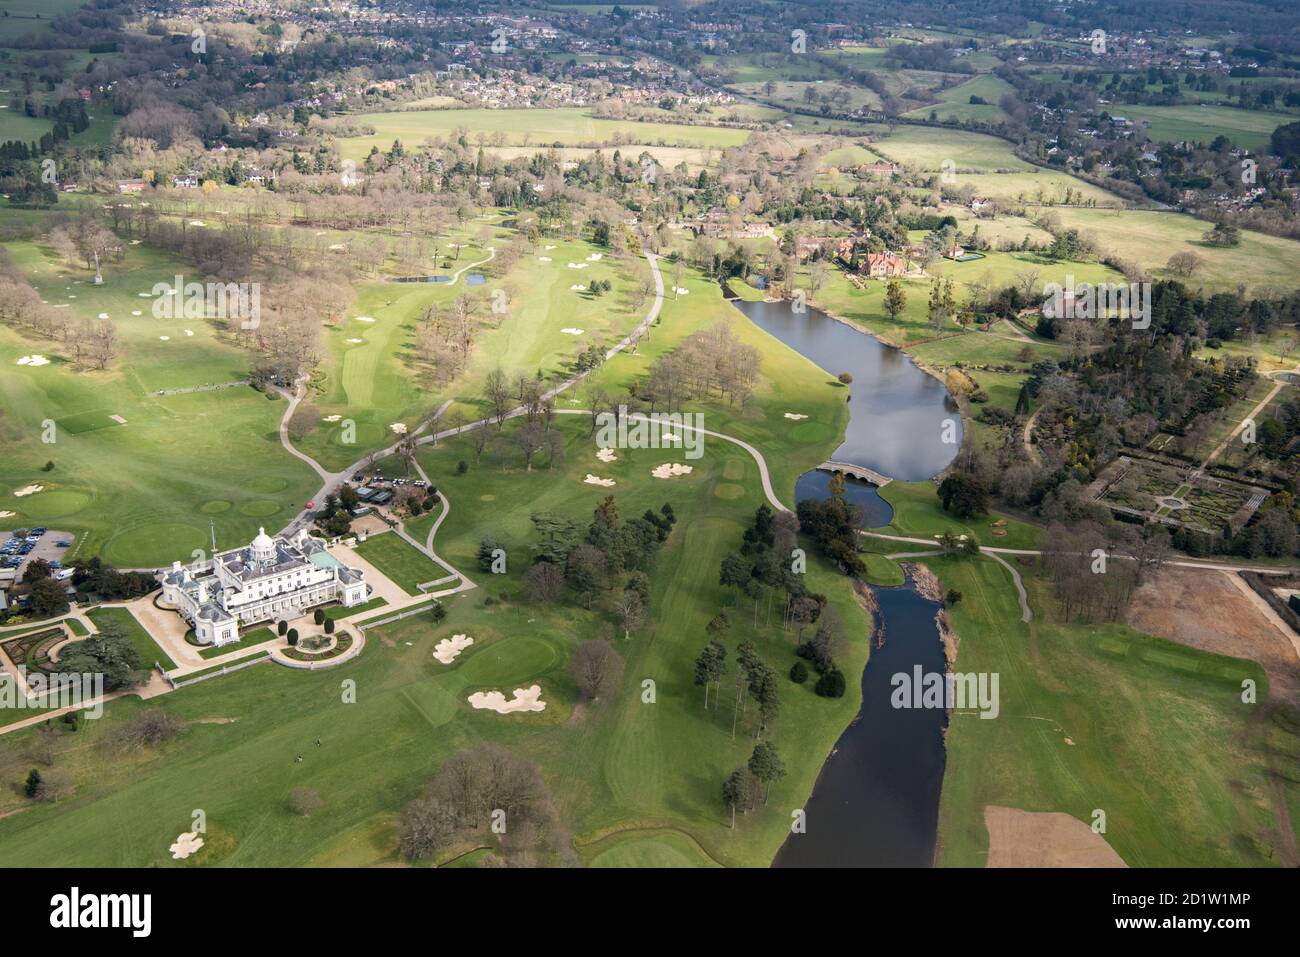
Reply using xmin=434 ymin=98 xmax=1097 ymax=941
xmin=161 ymin=527 xmax=368 ymax=646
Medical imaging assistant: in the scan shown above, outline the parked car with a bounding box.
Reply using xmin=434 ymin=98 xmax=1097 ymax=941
xmin=55 ymin=541 xmax=72 ymax=548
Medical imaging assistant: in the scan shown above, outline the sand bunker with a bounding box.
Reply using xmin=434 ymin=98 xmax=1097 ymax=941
xmin=390 ymin=423 xmax=408 ymax=434
xmin=346 ymin=338 xmax=363 ymax=343
xmin=110 ymin=414 xmax=127 ymax=425
xmin=984 ymin=806 xmax=1126 ymax=868
xmin=322 ymin=414 xmax=342 ymax=422
xmin=328 ymin=243 xmax=346 ymax=251
xmin=169 ymin=831 xmax=205 ymax=860
xmin=138 ymin=292 xmax=152 ymax=297
xmin=433 ymin=633 xmax=474 ymax=665
xmin=784 ymin=412 xmax=809 ymax=420
xmin=538 ymin=256 xmax=552 ymax=262
xmin=468 ymin=685 xmax=546 ymax=714
xmin=159 ymin=335 xmax=170 ymax=341
xmin=0 ymin=511 xmax=13 ymax=519
xmin=569 ymin=285 xmax=585 ymax=291
xmin=184 ymin=330 xmax=194 ymax=337
xmin=587 ymin=253 xmax=603 ymax=261
xmin=651 ymin=463 xmax=693 ymax=479
xmin=97 ymin=312 xmax=109 ymax=319
xmin=560 ymin=327 xmax=584 ymax=335
xmin=16 ymin=355 xmax=50 ymax=366
xmin=567 ymin=262 xmax=588 ymax=269
xmin=544 ymin=245 xmax=557 ymax=250
xmin=13 ymin=484 xmax=43 ymax=497
xmin=354 ymin=316 xmax=376 ymax=323
xmin=584 ymin=474 xmax=616 ymax=487
xmin=131 ymin=310 xmax=142 ymax=316
xmin=52 ymin=304 xmax=69 ymax=309
xmin=673 ymin=287 xmax=690 ymax=296
xmin=189 ymin=220 xmax=206 ymax=227
xmin=596 ymin=448 xmax=617 ymax=463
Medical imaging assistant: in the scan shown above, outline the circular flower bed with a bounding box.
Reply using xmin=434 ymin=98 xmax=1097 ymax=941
xmin=283 ymin=632 xmax=354 ymax=661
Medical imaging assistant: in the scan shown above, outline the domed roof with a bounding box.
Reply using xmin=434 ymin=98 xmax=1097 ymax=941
xmin=252 ymin=527 xmax=275 ymax=550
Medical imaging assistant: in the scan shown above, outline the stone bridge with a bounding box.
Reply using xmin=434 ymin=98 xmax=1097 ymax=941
xmin=818 ymin=461 xmax=892 ymax=487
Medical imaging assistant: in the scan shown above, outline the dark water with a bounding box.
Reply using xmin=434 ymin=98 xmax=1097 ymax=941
xmin=773 ymin=580 xmax=948 ymax=867
xmin=794 ymin=470 xmax=893 ymax=528
xmin=727 ymin=293 xmax=952 ymax=868
xmin=731 ymin=298 xmax=961 ymax=481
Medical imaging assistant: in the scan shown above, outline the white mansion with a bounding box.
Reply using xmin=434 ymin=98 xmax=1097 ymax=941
xmin=161 ymin=528 xmax=368 ymax=646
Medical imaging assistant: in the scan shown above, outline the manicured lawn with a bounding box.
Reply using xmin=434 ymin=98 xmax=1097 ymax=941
xmin=0 ymin=300 xmax=868 ymax=867
xmin=199 ymin=627 xmax=276 ymax=661
xmin=293 ymin=232 xmax=651 ymax=471
xmin=582 ymin=829 xmax=723 ymax=867
xmin=863 ymin=553 xmax=905 ymax=586
xmin=0 ymin=236 xmax=319 ymax=566
xmin=323 ymin=597 xmax=386 ymax=621
xmin=879 ymin=481 xmax=1041 ymax=552
xmin=85 ymin=606 xmax=177 ymax=671
xmin=354 ymin=532 xmax=447 ymax=595
xmin=931 ymin=555 xmax=1295 ymax=866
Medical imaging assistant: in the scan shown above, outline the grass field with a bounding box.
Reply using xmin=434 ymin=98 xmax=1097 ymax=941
xmin=0 ymin=0 xmax=85 ymax=40
xmin=1050 ymin=207 xmax=1300 ymax=292
xmin=328 ymin=108 xmax=752 ymax=162
xmin=879 ymin=481 xmax=1041 ymax=552
xmin=933 ymin=556 xmax=1297 ymax=866
xmin=0 ymin=235 xmax=319 ymax=567
xmin=904 ymin=75 xmax=1015 ymax=124
xmin=293 ymin=231 xmax=650 ymax=471
xmin=1119 ymin=103 xmax=1289 ymax=152
xmin=947 ymin=170 xmax=1125 ymax=207
xmin=871 ymin=123 xmax=1033 ymax=172
xmin=734 ymin=80 xmax=882 ymax=115
xmin=0 ymin=378 xmax=870 ymax=868
xmin=353 ymin=532 xmax=446 ymax=595
xmin=85 ymin=606 xmax=176 ymax=671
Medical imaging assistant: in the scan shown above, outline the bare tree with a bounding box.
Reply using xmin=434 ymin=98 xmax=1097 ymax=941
xmin=484 ymin=367 xmax=512 ymax=428
xmin=568 ymin=639 xmax=624 ymax=701
xmin=515 ymin=421 xmax=545 ymax=470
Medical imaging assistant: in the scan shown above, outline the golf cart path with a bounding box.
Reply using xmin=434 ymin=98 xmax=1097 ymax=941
xmin=272 ymin=235 xmax=666 ymax=542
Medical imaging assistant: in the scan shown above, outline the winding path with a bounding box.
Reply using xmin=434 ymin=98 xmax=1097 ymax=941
xmin=271 ymin=236 xmax=666 ymax=543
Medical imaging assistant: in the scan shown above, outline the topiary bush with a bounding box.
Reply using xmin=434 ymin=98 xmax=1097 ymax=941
xmin=789 ymin=661 xmax=808 ymax=684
